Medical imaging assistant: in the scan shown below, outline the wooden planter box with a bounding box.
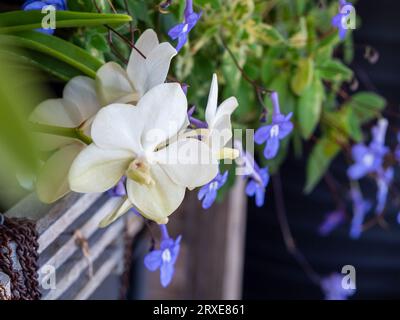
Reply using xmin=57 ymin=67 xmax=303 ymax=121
xmin=1 ymin=192 xmax=142 ymax=300
xmin=1 ymin=179 xmax=247 ymax=300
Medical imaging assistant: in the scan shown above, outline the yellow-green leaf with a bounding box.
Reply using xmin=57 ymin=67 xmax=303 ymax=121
xmin=291 ymin=57 xmax=314 ymax=95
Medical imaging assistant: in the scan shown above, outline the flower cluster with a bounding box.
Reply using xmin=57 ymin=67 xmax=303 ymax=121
xmin=30 ymin=30 xmax=239 ymax=229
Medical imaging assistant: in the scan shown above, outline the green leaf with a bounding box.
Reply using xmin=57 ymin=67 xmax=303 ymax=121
xmin=88 ymin=33 xmax=109 ymax=52
xmin=0 ymin=52 xmax=39 ymax=178
xmin=298 ymin=75 xmax=324 ymax=139
xmin=266 ymin=72 xmax=296 ymax=116
xmin=67 ymin=0 xmax=95 ymax=12
xmin=261 ymin=47 xmax=284 ymax=84
xmin=0 ymin=10 xmax=132 ymax=33
xmin=291 ymin=57 xmax=314 ymax=96
xmin=304 ymin=136 xmax=340 ymax=194
xmin=323 ymin=107 xmax=363 ymax=144
xmin=345 ymin=92 xmax=386 ymax=123
xmin=257 ymin=24 xmax=285 ymax=46
xmin=317 ymin=59 xmax=353 ymax=82
xmin=288 ymin=17 xmax=307 ymax=48
xmin=0 ymin=31 xmax=103 ymax=78
xmin=0 ymin=48 xmax=82 ymax=81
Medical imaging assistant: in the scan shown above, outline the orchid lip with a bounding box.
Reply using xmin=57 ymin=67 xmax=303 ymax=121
xmin=126 ymin=158 xmax=155 ymax=186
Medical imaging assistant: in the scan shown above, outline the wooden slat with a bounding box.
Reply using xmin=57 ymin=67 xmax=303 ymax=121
xmin=74 ymin=247 xmax=124 ymax=300
xmin=38 ymin=193 xmax=102 ymax=254
xmin=42 ymin=218 xmax=125 ymax=300
xmin=38 ymin=197 xmax=124 ymax=276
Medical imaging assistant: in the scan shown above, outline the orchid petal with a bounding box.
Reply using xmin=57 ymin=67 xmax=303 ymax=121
xmin=138 ymin=83 xmax=187 ymax=151
xmin=205 ymin=73 xmax=218 ymax=125
xmin=155 ymin=138 xmax=219 ymax=190
xmin=30 ymin=98 xmax=81 ymax=128
xmin=69 ymin=144 xmax=134 ymax=193
xmin=63 ymin=76 xmax=100 ymax=123
xmin=128 ymin=36 xmax=176 ymax=96
xmin=91 ymin=104 xmax=144 ymax=154
xmin=96 ymin=62 xmax=135 ymax=105
xmin=36 ymin=143 xmax=84 ymax=203
xmin=126 ymin=164 xmax=186 ymax=224
xmin=99 ymin=197 xmax=133 ymax=228
xmin=133 ymin=29 xmax=159 ymax=57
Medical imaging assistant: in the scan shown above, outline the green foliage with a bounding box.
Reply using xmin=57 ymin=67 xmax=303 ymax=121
xmin=0 ymin=31 xmax=103 ymax=78
xmin=0 ymin=10 xmax=132 ymax=33
xmin=0 ymin=51 xmax=40 ymax=197
xmin=298 ymin=74 xmax=324 ymax=139
xmin=304 ymin=135 xmax=340 ymax=194
xmin=291 ymin=57 xmax=314 ymax=95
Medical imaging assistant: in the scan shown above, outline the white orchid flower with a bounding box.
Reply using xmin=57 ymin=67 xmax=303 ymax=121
xmin=203 ymin=73 xmax=239 ymax=159
xmin=29 ymin=76 xmax=101 ymax=203
xmin=69 ymin=83 xmax=218 ymax=226
xmin=96 ymin=29 xmax=177 ymax=106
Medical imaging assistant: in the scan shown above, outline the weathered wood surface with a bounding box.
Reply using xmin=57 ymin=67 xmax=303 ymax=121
xmin=145 ymin=178 xmax=247 ymax=299
xmin=3 ymin=192 xmax=143 ymax=300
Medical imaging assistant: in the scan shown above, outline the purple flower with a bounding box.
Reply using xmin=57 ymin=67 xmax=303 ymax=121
xmin=234 ymin=141 xmax=269 ymax=207
xmin=349 ymin=187 xmax=371 ymax=239
xmin=255 ymin=92 xmax=293 ymax=160
xmin=168 ymin=0 xmax=202 ymax=51
xmin=246 ymin=167 xmax=269 ymax=207
xmin=144 ymin=225 xmax=181 ymax=287
xmin=23 ymin=0 xmax=68 ymax=35
xmin=198 ymin=171 xmax=228 ymax=209
xmin=318 ymin=210 xmax=346 ymax=236
xmin=395 ymin=132 xmax=400 ymax=162
xmin=375 ymin=167 xmax=393 ymax=215
xmin=188 ymin=105 xmax=208 ymax=129
xmin=347 ymin=119 xmax=388 ymax=180
xmin=321 ymin=273 xmax=356 ymax=300
xmin=331 ymin=0 xmax=351 ymax=40
xmin=107 ymin=176 xmax=126 ymax=197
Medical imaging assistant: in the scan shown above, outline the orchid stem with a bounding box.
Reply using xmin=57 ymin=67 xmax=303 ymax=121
xmin=29 ymin=123 xmax=93 ymax=145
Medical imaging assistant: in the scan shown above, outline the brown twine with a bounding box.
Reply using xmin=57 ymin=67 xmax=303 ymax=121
xmin=73 ymin=229 xmax=93 ymax=278
xmin=0 ymin=284 xmax=8 ymax=300
xmin=0 ymin=216 xmax=41 ymax=300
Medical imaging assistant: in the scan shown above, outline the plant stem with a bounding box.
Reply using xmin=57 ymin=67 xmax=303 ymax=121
xmin=272 ymin=173 xmax=321 ymax=285
xmin=29 ymin=123 xmax=93 ymax=145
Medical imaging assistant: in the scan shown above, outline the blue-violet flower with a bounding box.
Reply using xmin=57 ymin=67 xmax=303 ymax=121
xmin=255 ymin=92 xmax=293 ymax=160
xmin=168 ymin=0 xmax=202 ymax=51
xmin=198 ymin=171 xmax=228 ymax=209
xmin=144 ymin=225 xmax=181 ymax=287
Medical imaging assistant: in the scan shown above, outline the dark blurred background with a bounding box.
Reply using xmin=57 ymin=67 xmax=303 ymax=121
xmin=243 ymin=0 xmax=400 ymax=299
